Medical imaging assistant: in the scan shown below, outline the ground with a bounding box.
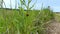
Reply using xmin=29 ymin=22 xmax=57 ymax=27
xmin=46 ymin=14 xmax=60 ymax=34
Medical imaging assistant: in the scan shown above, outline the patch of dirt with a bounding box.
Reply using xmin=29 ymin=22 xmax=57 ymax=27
xmin=46 ymin=19 xmax=60 ymax=34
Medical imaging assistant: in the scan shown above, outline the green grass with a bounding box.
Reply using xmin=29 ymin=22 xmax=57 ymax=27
xmin=55 ymin=13 xmax=60 ymax=22
xmin=0 ymin=8 xmax=54 ymax=34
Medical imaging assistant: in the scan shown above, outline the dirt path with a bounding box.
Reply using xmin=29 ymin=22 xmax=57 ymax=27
xmin=46 ymin=20 xmax=60 ymax=34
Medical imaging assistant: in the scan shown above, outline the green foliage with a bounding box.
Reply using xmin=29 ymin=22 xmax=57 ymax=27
xmin=35 ymin=8 xmax=54 ymax=34
xmin=20 ymin=0 xmax=37 ymax=10
xmin=0 ymin=9 xmax=38 ymax=34
xmin=55 ymin=13 xmax=60 ymax=22
xmin=40 ymin=8 xmax=54 ymax=22
xmin=0 ymin=7 xmax=54 ymax=34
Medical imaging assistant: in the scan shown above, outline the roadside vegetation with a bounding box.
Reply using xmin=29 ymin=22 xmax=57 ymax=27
xmin=0 ymin=8 xmax=54 ymax=34
xmin=0 ymin=0 xmax=55 ymax=34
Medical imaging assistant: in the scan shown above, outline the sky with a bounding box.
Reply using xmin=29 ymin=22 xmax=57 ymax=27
xmin=2 ymin=0 xmax=60 ymax=12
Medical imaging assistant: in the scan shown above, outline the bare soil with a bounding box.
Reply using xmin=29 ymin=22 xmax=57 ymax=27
xmin=46 ymin=19 xmax=60 ymax=34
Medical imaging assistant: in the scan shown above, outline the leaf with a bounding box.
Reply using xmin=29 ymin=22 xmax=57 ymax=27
xmin=29 ymin=0 xmax=37 ymax=9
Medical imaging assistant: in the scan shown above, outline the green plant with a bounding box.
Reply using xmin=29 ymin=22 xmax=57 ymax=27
xmin=0 ymin=2 xmax=55 ymax=34
xmin=0 ymin=7 xmax=54 ymax=34
xmin=34 ymin=8 xmax=54 ymax=34
xmin=20 ymin=0 xmax=37 ymax=11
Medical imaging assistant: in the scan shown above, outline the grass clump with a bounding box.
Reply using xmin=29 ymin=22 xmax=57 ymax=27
xmin=35 ymin=8 xmax=54 ymax=34
xmin=0 ymin=7 xmax=54 ymax=34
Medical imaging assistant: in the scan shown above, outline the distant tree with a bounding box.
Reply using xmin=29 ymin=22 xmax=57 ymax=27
xmin=48 ymin=6 xmax=50 ymax=9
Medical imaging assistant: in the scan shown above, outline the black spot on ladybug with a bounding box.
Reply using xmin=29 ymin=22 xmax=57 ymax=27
xmin=26 ymin=13 xmax=29 ymax=16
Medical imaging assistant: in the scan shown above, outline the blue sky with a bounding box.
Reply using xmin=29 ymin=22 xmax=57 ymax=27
xmin=3 ymin=0 xmax=60 ymax=12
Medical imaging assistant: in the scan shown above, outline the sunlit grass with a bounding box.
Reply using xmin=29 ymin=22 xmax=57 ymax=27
xmin=0 ymin=8 xmax=54 ymax=34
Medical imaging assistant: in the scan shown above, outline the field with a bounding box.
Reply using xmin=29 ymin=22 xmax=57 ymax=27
xmin=0 ymin=8 xmax=60 ymax=34
xmin=0 ymin=0 xmax=60 ymax=34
